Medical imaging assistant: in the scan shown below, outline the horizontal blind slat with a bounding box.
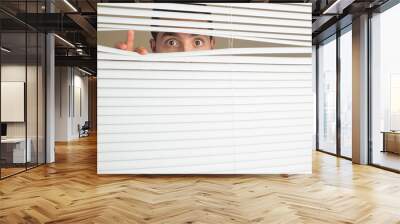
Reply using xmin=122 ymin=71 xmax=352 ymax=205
xmin=98 ymin=45 xmax=312 ymax=56
xmin=98 ymin=111 xmax=313 ymax=125
xmin=98 ymin=127 xmax=313 ymax=143
xmin=98 ymin=53 xmax=311 ymax=64
xmin=98 ymin=61 xmax=312 ymax=72
xmin=97 ymin=79 xmax=311 ymax=88
xmin=99 ymin=146 xmax=311 ymax=161
xmin=98 ymin=16 xmax=311 ymax=34
xmin=98 ymin=70 xmax=311 ymax=81
xmin=98 ymin=3 xmax=311 ymax=21
xmin=98 ymin=95 xmax=314 ymax=106
xmin=98 ymin=90 xmax=312 ymax=98
xmin=99 ymin=120 xmax=313 ymax=134
xmin=98 ymin=133 xmax=311 ymax=152
xmin=98 ymin=153 xmax=311 ymax=172
xmin=205 ymin=3 xmax=311 ymax=13
xmin=98 ymin=104 xmax=312 ymax=115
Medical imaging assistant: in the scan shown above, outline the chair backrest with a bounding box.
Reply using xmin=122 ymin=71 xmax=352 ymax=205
xmin=82 ymin=121 xmax=90 ymax=129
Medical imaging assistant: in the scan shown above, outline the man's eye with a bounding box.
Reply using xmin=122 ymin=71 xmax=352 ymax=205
xmin=167 ymin=39 xmax=178 ymax=47
xmin=194 ymin=39 xmax=204 ymax=47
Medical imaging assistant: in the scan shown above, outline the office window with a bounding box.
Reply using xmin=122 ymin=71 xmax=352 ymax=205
xmin=318 ymin=36 xmax=337 ymax=154
xmin=340 ymin=28 xmax=352 ymax=158
xmin=371 ymin=3 xmax=400 ymax=171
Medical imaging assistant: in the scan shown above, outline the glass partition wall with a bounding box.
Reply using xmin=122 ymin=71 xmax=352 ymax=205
xmin=0 ymin=1 xmax=46 ymax=179
xmin=316 ymin=26 xmax=352 ymax=159
xmin=0 ymin=30 xmax=27 ymax=177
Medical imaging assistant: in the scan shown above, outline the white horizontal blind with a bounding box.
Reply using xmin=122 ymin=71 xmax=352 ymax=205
xmin=97 ymin=3 xmax=313 ymax=174
xmin=97 ymin=3 xmax=312 ymax=46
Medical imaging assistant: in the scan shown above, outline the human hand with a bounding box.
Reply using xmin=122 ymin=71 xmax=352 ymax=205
xmin=115 ymin=30 xmax=148 ymax=55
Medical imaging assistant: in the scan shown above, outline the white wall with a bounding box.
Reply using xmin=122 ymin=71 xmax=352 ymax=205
xmin=55 ymin=67 xmax=89 ymax=141
xmin=71 ymin=73 xmax=89 ymax=138
xmin=55 ymin=66 xmax=69 ymax=141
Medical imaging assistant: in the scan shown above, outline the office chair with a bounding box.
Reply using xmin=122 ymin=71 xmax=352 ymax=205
xmin=79 ymin=121 xmax=90 ymax=138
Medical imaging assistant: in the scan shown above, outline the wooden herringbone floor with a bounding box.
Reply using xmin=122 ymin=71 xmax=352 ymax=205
xmin=1 ymin=135 xmax=400 ymax=224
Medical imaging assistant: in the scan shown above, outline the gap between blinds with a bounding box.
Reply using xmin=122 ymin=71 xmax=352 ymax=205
xmin=97 ymin=3 xmax=312 ymax=48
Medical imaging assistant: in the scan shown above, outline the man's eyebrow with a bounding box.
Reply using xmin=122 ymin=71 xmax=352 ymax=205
xmin=159 ymin=32 xmax=208 ymax=38
xmin=159 ymin=32 xmax=179 ymax=38
xmin=189 ymin=34 xmax=207 ymax=37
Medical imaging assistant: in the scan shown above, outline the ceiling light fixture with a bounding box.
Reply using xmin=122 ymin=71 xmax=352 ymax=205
xmin=54 ymin=34 xmax=75 ymax=48
xmin=1 ymin=47 xmax=11 ymax=53
xmin=78 ymin=67 xmax=93 ymax=76
xmin=76 ymin=48 xmax=85 ymax=55
xmin=322 ymin=0 xmax=354 ymax=15
xmin=63 ymin=0 xmax=78 ymax=12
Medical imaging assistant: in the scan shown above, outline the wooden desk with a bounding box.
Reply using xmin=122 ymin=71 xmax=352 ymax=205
xmin=382 ymin=131 xmax=400 ymax=154
xmin=1 ymin=138 xmax=31 ymax=163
